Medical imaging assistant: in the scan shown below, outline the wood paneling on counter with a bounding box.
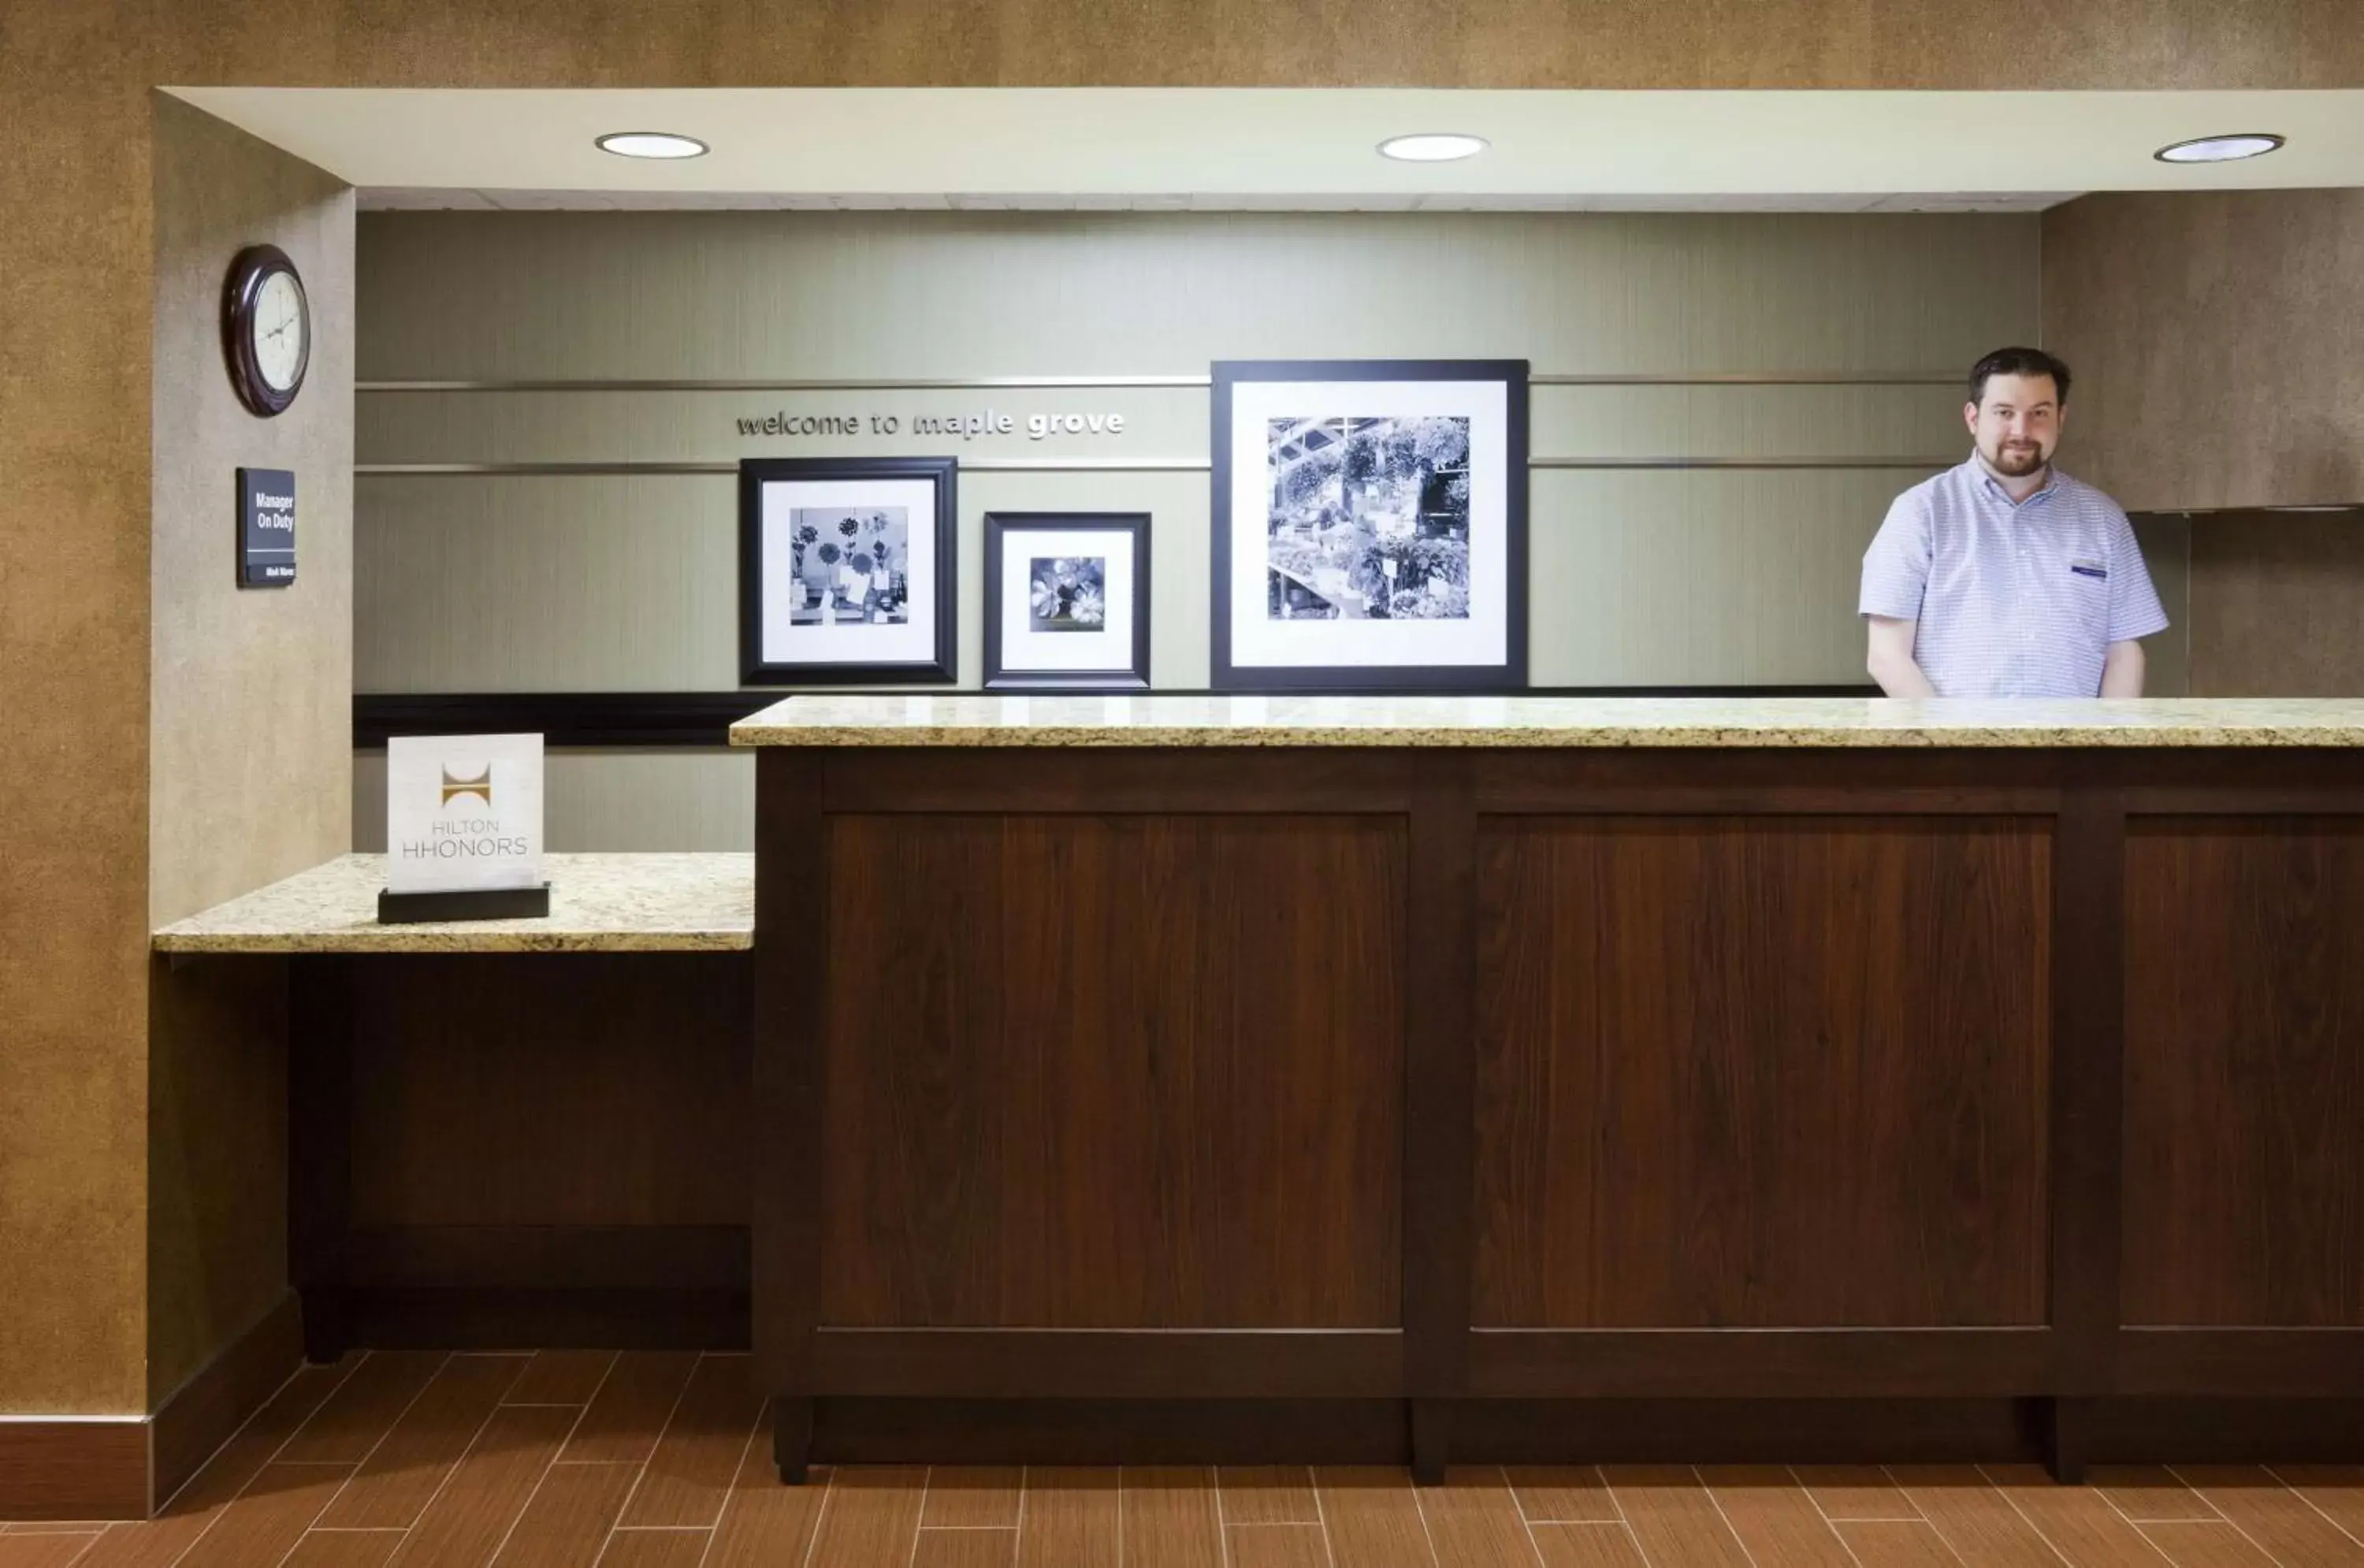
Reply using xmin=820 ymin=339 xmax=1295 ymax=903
xmin=2124 ymin=819 xmax=2364 ymax=1327
xmin=819 ymin=813 xmax=1404 ymax=1328
xmin=1472 ymin=816 xmax=2052 ymax=1328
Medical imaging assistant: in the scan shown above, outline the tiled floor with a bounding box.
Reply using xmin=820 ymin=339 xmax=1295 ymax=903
xmin=5 ymin=1351 xmax=2362 ymax=1567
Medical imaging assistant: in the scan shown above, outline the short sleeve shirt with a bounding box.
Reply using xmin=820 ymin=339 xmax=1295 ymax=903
xmin=1858 ymin=455 xmax=2169 ymax=697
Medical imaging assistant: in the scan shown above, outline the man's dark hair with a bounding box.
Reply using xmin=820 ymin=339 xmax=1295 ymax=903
xmin=1969 ymin=347 xmax=2072 ymax=407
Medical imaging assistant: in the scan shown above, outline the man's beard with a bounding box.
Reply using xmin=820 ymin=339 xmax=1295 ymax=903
xmin=1987 ymin=440 xmax=2047 ymax=477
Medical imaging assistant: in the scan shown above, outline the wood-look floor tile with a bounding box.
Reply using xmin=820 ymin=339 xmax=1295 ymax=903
xmin=923 ymin=1468 xmax=1024 ymax=1529
xmin=176 ymin=1463 xmax=355 ymax=1568
xmin=1229 ymin=1522 xmax=1333 ymax=1568
xmin=279 ymin=1352 xmax=448 ymax=1465
xmin=914 ymin=1527 xmax=1021 ymax=1568
xmin=1416 ymin=1467 xmax=1544 ymax=1567
xmin=507 ymin=1351 xmax=617 ymax=1407
xmin=76 ymin=1362 xmax=361 ymax=1568
xmin=492 ymin=1462 xmax=641 ymax=1568
xmin=314 ymin=1354 xmax=527 ymax=1530
xmin=1314 ymin=1466 xmax=1440 ymax=1568
xmin=385 ymin=1400 xmax=575 ymax=1566
xmin=280 ymin=1529 xmax=407 ymax=1567
xmin=559 ymin=1354 xmax=698 ymax=1467
xmin=1982 ymin=1462 xmax=2174 ymax=1568
xmin=2267 ymin=1470 xmax=2364 ymax=1545
xmin=1793 ymin=1466 xmax=1923 ymax=1522
xmin=1604 ymin=1466 xmax=1753 ymax=1568
xmin=1123 ymin=1467 xmax=1225 ymax=1568
xmin=1507 ymin=1467 xmax=1618 ymax=1525
xmin=1836 ymin=1522 xmax=1969 ymax=1568
xmin=1701 ymin=1465 xmax=1857 ymax=1568
xmin=593 ymin=1529 xmax=712 ymax=1568
xmin=616 ymin=1354 xmax=761 ymax=1530
xmin=0 ymin=1535 xmax=103 ymax=1567
xmin=2172 ymin=1470 xmax=2364 ymax=1568
xmin=1532 ymin=1522 xmax=1648 ymax=1568
xmin=703 ymin=1440 xmax=829 ymax=1568
xmin=2091 ymin=1469 xmax=2221 ymax=1525
xmin=2138 ymin=1523 xmax=2280 ymax=1568
xmin=807 ymin=1467 xmax=927 ymax=1568
xmin=1890 ymin=1466 xmax=2074 ymax=1568
xmin=1014 ymin=1467 xmax=1121 ymax=1568
xmin=1221 ymin=1466 xmax=1322 ymax=1526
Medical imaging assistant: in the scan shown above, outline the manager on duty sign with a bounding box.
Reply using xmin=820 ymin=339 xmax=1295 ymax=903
xmin=385 ymin=734 xmax=546 ymax=896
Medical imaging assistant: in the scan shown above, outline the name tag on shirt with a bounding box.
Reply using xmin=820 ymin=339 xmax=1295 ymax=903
xmin=2069 ymin=558 xmax=2108 ymax=579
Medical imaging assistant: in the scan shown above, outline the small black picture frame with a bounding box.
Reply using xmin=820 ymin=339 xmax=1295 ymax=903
xmin=739 ymin=455 xmax=958 ymax=686
xmin=1211 ymin=358 xmax=1529 ymax=693
xmin=983 ymin=511 xmax=1154 ymax=692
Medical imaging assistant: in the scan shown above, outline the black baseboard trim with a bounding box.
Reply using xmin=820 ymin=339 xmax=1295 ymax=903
xmin=355 ymin=686 xmax=1883 ymax=749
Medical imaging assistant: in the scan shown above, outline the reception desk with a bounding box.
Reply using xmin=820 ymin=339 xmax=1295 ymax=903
xmin=150 ymin=699 xmax=2364 ymax=1488
xmin=732 ymin=696 xmax=2364 ymax=1483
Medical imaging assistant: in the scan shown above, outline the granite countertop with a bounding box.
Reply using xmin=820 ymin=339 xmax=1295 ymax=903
xmin=729 ymin=694 xmax=2364 ymax=749
xmin=153 ymin=853 xmax=753 ymax=953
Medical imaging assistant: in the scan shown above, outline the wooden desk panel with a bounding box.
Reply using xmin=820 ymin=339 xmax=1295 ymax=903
xmin=1472 ymin=815 xmax=2051 ymax=1329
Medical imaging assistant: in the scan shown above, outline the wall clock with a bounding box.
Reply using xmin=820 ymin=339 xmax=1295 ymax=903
xmin=223 ymin=243 xmax=309 ymax=416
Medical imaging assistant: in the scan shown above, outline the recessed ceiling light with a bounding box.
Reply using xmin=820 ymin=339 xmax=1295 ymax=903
xmin=596 ymin=131 xmax=709 ymax=160
xmin=1378 ymin=133 xmax=1489 ymax=163
xmin=2154 ymin=132 xmax=2284 ymax=164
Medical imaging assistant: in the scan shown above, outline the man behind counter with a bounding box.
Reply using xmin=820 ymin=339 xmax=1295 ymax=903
xmin=1860 ymin=347 xmax=2167 ymax=697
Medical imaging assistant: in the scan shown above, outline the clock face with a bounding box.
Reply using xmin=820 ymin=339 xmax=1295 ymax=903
xmin=251 ymin=269 xmax=307 ymax=393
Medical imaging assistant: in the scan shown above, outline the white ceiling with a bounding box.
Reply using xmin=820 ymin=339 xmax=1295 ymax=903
xmin=169 ymin=87 xmax=2364 ymax=214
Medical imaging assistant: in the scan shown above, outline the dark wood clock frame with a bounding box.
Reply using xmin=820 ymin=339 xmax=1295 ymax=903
xmin=222 ymin=243 xmax=309 ymax=417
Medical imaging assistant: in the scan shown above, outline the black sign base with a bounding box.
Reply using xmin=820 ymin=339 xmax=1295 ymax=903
xmin=377 ymin=883 xmax=552 ymax=924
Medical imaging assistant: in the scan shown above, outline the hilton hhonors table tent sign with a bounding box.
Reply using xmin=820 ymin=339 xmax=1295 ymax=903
xmin=381 ymin=734 xmax=549 ymax=923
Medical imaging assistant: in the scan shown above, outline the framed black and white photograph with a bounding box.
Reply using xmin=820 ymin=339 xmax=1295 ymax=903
xmin=983 ymin=511 xmax=1152 ymax=691
xmin=739 ymin=455 xmax=957 ymax=684
xmin=1211 ymin=359 xmax=1527 ymax=692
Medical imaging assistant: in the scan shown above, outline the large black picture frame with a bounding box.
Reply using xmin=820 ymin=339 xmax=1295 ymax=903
xmin=1210 ymin=359 xmax=1529 ymax=693
xmin=738 ymin=455 xmax=959 ymax=686
xmin=982 ymin=511 xmax=1154 ymax=693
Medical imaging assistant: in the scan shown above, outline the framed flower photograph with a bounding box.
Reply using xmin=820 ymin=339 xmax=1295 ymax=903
xmin=1211 ymin=359 xmax=1528 ymax=692
xmin=739 ymin=455 xmax=958 ymax=684
xmin=983 ymin=511 xmax=1152 ymax=692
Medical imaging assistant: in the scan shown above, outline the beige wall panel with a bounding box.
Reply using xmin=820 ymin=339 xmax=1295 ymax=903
xmin=357 ymin=211 xmax=2035 ymax=383
xmin=355 ymin=470 xmax=1214 ymax=691
xmin=2043 ymin=191 xmax=2364 ymax=513
xmin=358 ymin=382 xmax=1969 ymax=466
xmin=354 ymin=750 xmax=755 ymax=852
xmin=2187 ymin=511 xmax=2364 ymax=697
xmin=146 ymin=97 xmax=354 ymax=1405
xmin=1528 ymin=468 xmax=1922 ymax=686
xmin=151 ymin=98 xmax=355 ymax=926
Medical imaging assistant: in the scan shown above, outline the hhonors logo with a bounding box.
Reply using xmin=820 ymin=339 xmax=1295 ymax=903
xmin=440 ymin=764 xmax=493 ymax=809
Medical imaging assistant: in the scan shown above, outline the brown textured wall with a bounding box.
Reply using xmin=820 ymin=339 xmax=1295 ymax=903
xmin=2042 ymin=191 xmax=2364 ymax=514
xmin=0 ymin=8 xmax=157 ymax=1416
xmin=0 ymin=0 xmax=2359 ymax=1420
xmin=136 ymin=0 xmax=2364 ymax=89
xmin=2187 ymin=511 xmax=2364 ymax=697
xmin=145 ymin=95 xmax=352 ymax=1406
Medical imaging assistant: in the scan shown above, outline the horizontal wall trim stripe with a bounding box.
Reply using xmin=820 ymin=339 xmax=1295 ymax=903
xmin=359 ymin=372 xmax=1966 ymax=392
xmin=359 ymin=456 xmax=1957 ymax=477
xmin=355 ymin=687 xmax=1880 ymax=748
